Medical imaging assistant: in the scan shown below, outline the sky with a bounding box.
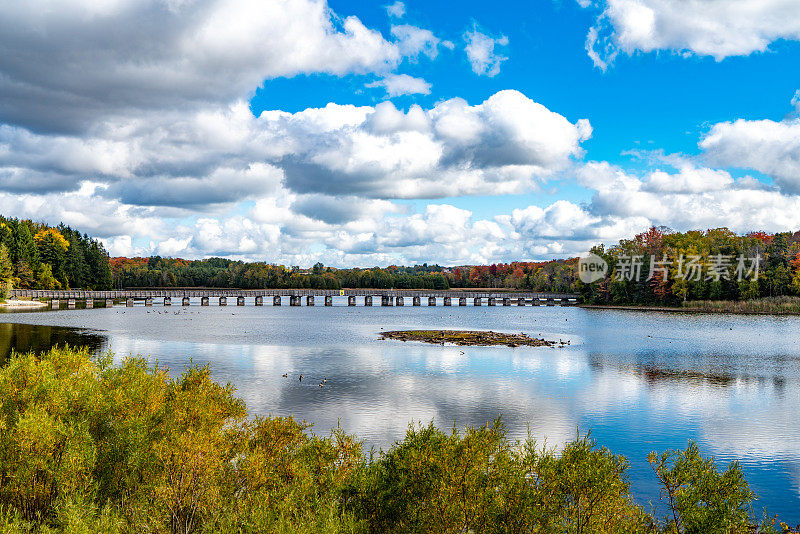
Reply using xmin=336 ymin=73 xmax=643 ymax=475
xmin=1 ymin=0 xmax=800 ymax=267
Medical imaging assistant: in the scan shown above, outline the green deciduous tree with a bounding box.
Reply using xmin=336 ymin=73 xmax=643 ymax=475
xmin=648 ymin=441 xmax=755 ymax=534
xmin=0 ymin=244 xmax=13 ymax=298
xmin=36 ymin=263 xmax=60 ymax=290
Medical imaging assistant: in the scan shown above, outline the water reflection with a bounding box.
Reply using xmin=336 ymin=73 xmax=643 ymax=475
xmin=105 ymin=338 xmax=580 ymax=449
xmin=0 ymin=306 xmax=798 ymax=520
xmin=0 ymin=322 xmax=107 ymax=364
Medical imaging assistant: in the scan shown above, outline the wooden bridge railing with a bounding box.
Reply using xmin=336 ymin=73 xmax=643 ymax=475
xmin=12 ymin=288 xmax=579 ymax=300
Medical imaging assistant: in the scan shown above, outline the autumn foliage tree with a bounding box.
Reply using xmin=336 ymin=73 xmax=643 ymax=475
xmin=579 ymin=226 xmax=800 ymax=306
xmin=0 ymin=216 xmax=112 ymax=292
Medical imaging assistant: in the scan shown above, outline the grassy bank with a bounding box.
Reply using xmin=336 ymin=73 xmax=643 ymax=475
xmin=0 ymin=346 xmax=789 ymax=533
xmin=682 ymin=296 xmax=800 ymax=315
xmin=581 ymin=296 xmax=800 ymax=316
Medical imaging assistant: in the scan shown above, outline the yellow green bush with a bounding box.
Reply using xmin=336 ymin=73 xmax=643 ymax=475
xmin=0 ymin=347 xmax=781 ymax=533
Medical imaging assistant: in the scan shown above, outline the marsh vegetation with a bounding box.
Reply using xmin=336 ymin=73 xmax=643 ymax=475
xmin=379 ymin=330 xmax=560 ymax=347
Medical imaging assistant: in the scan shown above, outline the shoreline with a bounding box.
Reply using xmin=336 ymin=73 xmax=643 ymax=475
xmin=579 ymin=303 xmax=800 ymax=316
xmin=0 ymin=299 xmax=48 ymax=310
xmin=4 ymin=294 xmax=799 ymax=317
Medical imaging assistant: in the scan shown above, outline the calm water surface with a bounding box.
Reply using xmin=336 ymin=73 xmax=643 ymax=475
xmin=1 ymin=300 xmax=799 ymax=521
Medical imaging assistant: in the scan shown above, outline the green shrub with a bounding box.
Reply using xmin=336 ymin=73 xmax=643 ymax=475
xmin=0 ymin=347 xmax=781 ymax=533
xmin=649 ymin=442 xmax=758 ymax=533
xmin=355 ymin=422 xmax=653 ymax=534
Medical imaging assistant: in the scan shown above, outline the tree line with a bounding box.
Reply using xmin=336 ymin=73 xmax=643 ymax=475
xmin=445 ymin=260 xmax=578 ymax=292
xmin=579 ymin=227 xmax=800 ymax=306
xmin=110 ymin=256 xmax=580 ymax=292
xmin=0 ymin=345 xmax=786 ymax=533
xmin=110 ymin=257 xmax=452 ymax=290
xmin=0 ymin=216 xmax=113 ymax=295
xmin=7 ymin=215 xmax=800 ymax=304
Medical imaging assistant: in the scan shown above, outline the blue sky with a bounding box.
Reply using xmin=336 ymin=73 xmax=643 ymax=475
xmin=254 ymin=0 xmax=799 ymax=157
xmin=1 ymin=0 xmax=800 ymax=265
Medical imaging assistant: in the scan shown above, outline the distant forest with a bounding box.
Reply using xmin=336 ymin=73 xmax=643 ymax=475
xmin=579 ymin=227 xmax=800 ymax=305
xmin=104 ymin=227 xmax=800 ymax=302
xmin=4 ymin=216 xmax=800 ymax=304
xmin=110 ymin=257 xmax=578 ymax=293
xmin=0 ymin=216 xmax=112 ymax=294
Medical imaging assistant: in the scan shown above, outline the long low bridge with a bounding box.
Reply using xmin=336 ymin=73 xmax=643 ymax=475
xmin=11 ymin=289 xmax=579 ymax=309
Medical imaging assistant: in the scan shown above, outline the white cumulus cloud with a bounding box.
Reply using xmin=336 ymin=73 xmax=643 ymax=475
xmin=700 ymin=94 xmax=800 ymax=193
xmin=391 ymin=24 xmax=442 ymax=60
xmin=581 ymin=0 xmax=800 ymax=69
xmin=0 ymin=0 xmax=423 ymax=133
xmin=365 ymin=74 xmax=432 ymax=97
xmin=464 ymin=25 xmax=509 ymax=77
xmin=259 ymin=90 xmax=592 ymax=199
xmin=3 ymin=0 xmax=799 ymax=266
xmin=385 ymin=1 xmax=406 ymax=18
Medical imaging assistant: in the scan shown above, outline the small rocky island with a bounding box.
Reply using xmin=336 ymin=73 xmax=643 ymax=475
xmin=379 ymin=330 xmax=561 ymax=347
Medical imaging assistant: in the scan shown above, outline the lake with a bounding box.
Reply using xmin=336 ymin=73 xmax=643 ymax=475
xmin=1 ymin=299 xmax=799 ymax=522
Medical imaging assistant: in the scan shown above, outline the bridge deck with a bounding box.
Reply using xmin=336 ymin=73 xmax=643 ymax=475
xmin=12 ymin=289 xmax=579 ymax=300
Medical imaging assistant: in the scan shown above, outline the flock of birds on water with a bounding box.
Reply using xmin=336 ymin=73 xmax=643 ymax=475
xmin=282 ymin=373 xmax=328 ymax=388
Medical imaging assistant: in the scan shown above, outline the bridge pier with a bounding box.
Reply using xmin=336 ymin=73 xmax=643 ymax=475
xmin=27 ymin=290 xmax=577 ymax=312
